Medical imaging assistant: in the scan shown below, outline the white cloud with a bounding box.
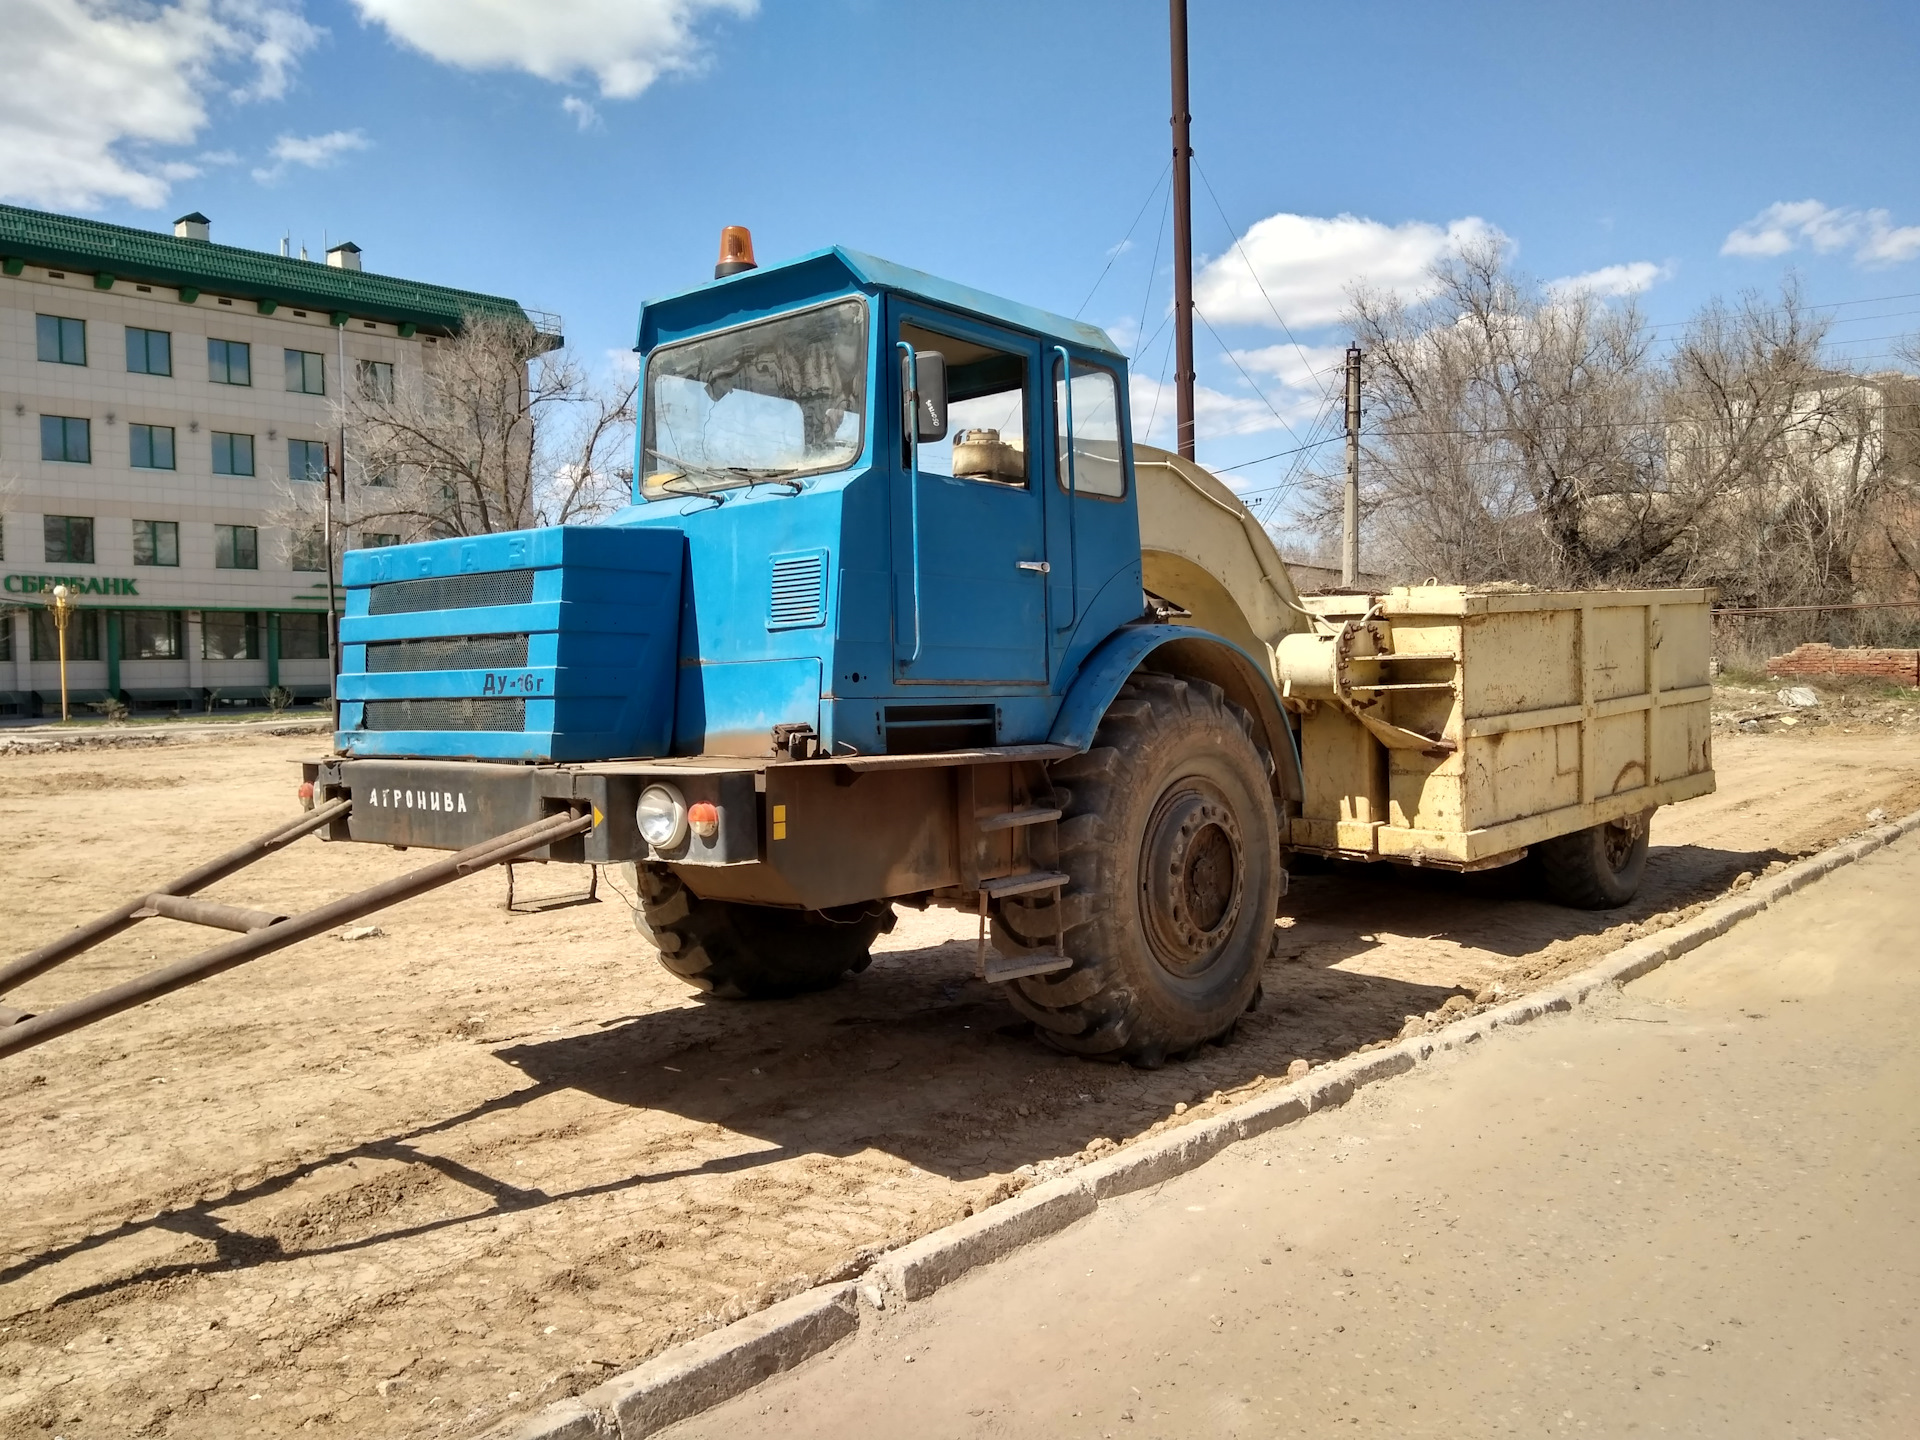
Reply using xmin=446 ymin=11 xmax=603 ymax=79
xmin=561 ymin=95 xmax=600 ymax=130
xmin=1193 ymin=212 xmax=1506 ymax=329
xmin=0 ymin=0 xmax=318 ymax=209
xmin=1546 ymin=260 xmax=1672 ymax=297
xmin=1723 ymin=199 xmax=1920 ymax=268
xmin=252 ymin=128 xmax=369 ymax=182
xmin=351 ymin=0 xmax=756 ymax=99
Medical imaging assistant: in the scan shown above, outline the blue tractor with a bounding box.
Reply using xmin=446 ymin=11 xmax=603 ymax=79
xmin=305 ymin=233 xmax=1303 ymax=1065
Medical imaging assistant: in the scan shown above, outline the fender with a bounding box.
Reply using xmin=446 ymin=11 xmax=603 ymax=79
xmin=1048 ymin=624 xmax=1302 ymax=803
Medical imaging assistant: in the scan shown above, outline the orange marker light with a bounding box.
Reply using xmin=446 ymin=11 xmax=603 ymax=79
xmin=687 ymin=801 xmax=720 ymax=839
xmin=714 ymin=226 xmax=757 ymax=279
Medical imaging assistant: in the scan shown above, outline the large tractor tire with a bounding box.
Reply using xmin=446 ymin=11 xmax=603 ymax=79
xmin=1533 ymin=811 xmax=1652 ymax=909
xmin=992 ymin=672 xmax=1283 ymax=1065
xmin=626 ymin=865 xmax=894 ymax=999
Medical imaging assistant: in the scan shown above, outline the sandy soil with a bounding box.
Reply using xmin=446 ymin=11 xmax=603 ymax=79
xmin=1 ymin=718 xmax=1917 ymax=1438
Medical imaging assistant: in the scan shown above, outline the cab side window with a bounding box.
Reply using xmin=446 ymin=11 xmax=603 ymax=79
xmin=900 ymin=321 xmax=1029 ymax=486
xmin=1054 ymin=358 xmax=1125 ymax=498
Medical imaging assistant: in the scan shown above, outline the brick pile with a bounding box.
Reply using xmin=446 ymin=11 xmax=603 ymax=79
xmin=1765 ymin=642 xmax=1920 ymax=686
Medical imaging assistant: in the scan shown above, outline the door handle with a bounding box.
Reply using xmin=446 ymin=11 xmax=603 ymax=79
xmin=1016 ymin=560 xmax=1051 ymax=574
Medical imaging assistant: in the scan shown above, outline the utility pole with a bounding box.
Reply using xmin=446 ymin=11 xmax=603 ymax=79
xmin=1342 ymin=345 xmax=1362 ymax=587
xmin=1169 ymin=0 xmax=1196 ymax=461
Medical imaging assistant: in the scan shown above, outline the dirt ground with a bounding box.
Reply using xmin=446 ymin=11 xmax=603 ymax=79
xmin=2 ymin=713 xmax=1918 ymax=1438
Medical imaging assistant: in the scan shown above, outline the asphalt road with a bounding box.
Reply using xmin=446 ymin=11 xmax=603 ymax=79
xmin=668 ymin=830 xmax=1920 ymax=1439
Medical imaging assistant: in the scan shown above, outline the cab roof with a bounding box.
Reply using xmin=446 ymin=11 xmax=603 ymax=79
xmin=637 ymin=245 xmax=1124 ymax=359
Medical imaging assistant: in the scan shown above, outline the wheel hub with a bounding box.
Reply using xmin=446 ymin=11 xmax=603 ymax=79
xmin=1141 ymin=784 xmax=1245 ymax=975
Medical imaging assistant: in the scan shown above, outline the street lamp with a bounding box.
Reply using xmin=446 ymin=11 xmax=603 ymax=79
xmin=49 ymin=584 xmax=73 ymax=722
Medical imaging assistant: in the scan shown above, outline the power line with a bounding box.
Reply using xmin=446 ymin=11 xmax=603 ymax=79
xmin=1074 ymin=162 xmax=1173 ymax=320
xmin=1191 ymin=158 xmax=1333 ymax=402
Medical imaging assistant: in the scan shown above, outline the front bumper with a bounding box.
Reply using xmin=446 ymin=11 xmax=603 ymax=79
xmin=304 ymin=757 xmax=761 ymax=866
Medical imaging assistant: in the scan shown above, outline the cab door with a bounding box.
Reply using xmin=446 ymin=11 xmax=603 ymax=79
xmin=888 ymin=302 xmax=1050 ymax=685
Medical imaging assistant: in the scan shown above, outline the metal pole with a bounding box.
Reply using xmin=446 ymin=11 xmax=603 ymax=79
xmin=51 ymin=584 xmax=72 ymax=721
xmin=0 ymin=799 xmax=351 ymax=996
xmin=1169 ymin=0 xmax=1197 ymax=461
xmin=1342 ymin=345 xmax=1362 ymax=587
xmin=323 ymin=440 xmax=341 ymax=735
xmin=0 ymin=808 xmax=590 ymax=1059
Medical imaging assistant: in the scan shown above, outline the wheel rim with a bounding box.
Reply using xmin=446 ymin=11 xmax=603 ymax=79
xmin=1601 ymin=819 xmax=1640 ymax=873
xmin=1140 ymin=779 xmax=1246 ymax=977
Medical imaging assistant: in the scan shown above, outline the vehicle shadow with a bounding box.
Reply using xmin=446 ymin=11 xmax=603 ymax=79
xmin=10 ymin=839 xmax=1774 ymax=1301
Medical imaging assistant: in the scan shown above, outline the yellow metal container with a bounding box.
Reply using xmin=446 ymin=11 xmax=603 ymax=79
xmin=1281 ymin=586 xmax=1716 ymax=868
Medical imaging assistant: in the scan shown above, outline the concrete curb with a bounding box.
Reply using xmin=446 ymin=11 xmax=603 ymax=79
xmin=486 ymin=806 xmax=1920 ymax=1440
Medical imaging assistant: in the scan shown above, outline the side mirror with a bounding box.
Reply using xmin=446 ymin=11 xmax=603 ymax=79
xmin=903 ymin=348 xmax=948 ymax=443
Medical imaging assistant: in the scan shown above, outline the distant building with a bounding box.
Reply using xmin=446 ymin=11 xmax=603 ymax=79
xmin=0 ymin=204 xmax=556 ymax=716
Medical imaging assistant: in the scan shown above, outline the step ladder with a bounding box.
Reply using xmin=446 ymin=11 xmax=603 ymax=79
xmin=967 ymin=802 xmax=1074 ymax=985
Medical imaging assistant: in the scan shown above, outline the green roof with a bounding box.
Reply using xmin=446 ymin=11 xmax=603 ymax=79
xmin=0 ymin=203 xmax=552 ymax=339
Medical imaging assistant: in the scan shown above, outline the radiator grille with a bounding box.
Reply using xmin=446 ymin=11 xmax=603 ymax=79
xmin=768 ymin=551 xmax=826 ymax=629
xmin=363 ymin=698 xmax=526 ymax=732
xmin=366 ymin=568 xmax=535 ymax=615
xmin=365 ymin=634 xmax=530 ymax=673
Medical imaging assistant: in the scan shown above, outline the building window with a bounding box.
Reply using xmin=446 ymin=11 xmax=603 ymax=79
xmin=133 ymin=519 xmax=180 ymax=567
xmin=290 ymin=527 xmax=327 ymax=572
xmin=0 ymin=617 xmax=10 ymax=662
xmin=288 ymin=438 xmax=328 ymax=483
xmin=208 ymin=337 xmax=252 ymax=386
xmin=203 ymin=611 xmax=262 ymax=660
xmin=277 ymin=611 xmax=330 ymax=659
xmin=130 ymin=423 xmax=177 ymax=470
xmin=364 ymin=466 xmax=397 ymax=488
xmin=215 ymin=523 xmax=259 ymax=570
xmin=126 ymin=326 xmax=172 ymax=376
xmin=212 ymin=431 xmax=256 ymax=477
xmin=36 ymin=314 xmax=86 ymax=365
xmin=121 ymin=609 xmax=183 ymax=659
xmin=356 ymin=359 xmax=395 ymax=401
xmin=31 ymin=609 xmax=102 ymax=661
xmin=285 ymin=348 xmax=325 ymax=395
xmin=44 ymin=515 xmax=95 ymax=564
xmin=358 ymin=532 xmax=401 ymax=549
xmin=40 ymin=415 xmax=91 ymax=463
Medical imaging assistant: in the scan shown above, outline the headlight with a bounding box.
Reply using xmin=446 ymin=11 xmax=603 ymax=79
xmin=637 ymin=783 xmax=688 ymax=850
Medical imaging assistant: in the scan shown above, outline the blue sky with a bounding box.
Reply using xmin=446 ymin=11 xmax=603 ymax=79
xmin=8 ymin=0 xmax=1920 ymax=526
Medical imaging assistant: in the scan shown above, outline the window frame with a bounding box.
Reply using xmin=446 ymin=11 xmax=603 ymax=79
xmin=287 ymin=437 xmax=328 ymax=483
xmin=31 ymin=608 xmax=102 ymax=661
xmin=212 ymin=430 xmax=257 ymax=477
xmin=36 ymin=314 xmax=86 ymax=366
xmin=1050 ymin=355 xmax=1129 ymax=502
xmin=132 ymin=519 xmax=180 ymax=567
xmin=214 ymin=523 xmax=260 ymax=571
xmin=42 ymin=514 xmax=96 ymax=565
xmin=357 ymin=358 xmax=395 ymax=401
xmin=126 ymin=326 xmax=172 ymax=376
xmin=201 ymin=610 xmax=262 ymax=661
xmin=40 ymin=414 xmax=92 ymax=464
xmin=896 ymin=313 xmax=1035 ymax=490
xmin=208 ymin=337 xmax=252 ymax=386
xmin=276 ymin=610 xmax=330 ymax=660
xmin=129 ymin=422 xmax=177 ymax=471
xmin=285 ymin=348 xmax=326 ymax=395
xmin=120 ymin=609 xmax=184 ymax=660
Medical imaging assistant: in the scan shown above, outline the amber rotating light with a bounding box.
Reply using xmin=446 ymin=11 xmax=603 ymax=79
xmin=714 ymin=226 xmax=757 ymax=279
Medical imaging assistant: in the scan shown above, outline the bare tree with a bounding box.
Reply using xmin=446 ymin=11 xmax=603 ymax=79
xmin=324 ymin=311 xmax=635 ymax=550
xmin=1299 ymin=243 xmax=1915 ymax=608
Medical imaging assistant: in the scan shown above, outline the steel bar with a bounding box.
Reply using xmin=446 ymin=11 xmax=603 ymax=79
xmin=1169 ymin=0 xmax=1196 ymax=460
xmin=0 ymin=809 xmax=590 ymax=1059
xmin=137 ymin=895 xmax=289 ymax=933
xmin=0 ymin=800 xmax=351 ymax=997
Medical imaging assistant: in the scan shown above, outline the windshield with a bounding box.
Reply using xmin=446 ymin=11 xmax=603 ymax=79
xmin=642 ymin=297 xmax=869 ymax=497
